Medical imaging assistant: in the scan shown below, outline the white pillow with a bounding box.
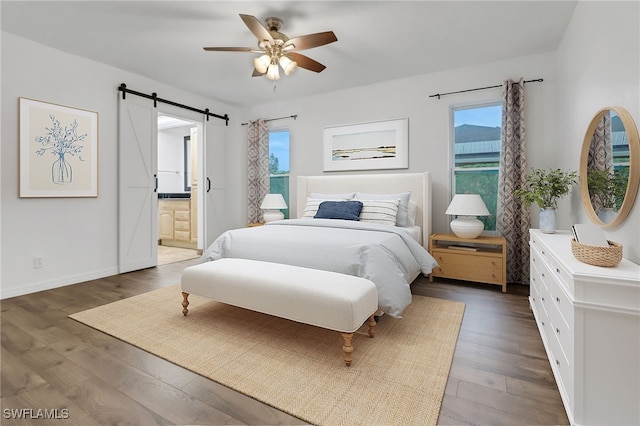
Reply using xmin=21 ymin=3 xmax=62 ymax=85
xmin=309 ymin=192 xmax=355 ymax=200
xmin=359 ymin=199 xmax=400 ymax=226
xmin=355 ymin=192 xmax=411 ymax=227
xmin=302 ymin=198 xmax=351 ymax=219
xmin=408 ymin=200 xmax=418 ymax=226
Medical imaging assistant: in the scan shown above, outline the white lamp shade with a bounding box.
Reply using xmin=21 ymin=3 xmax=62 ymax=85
xmin=445 ymin=194 xmax=490 ymax=216
xmin=253 ymin=55 xmax=270 ymax=74
xmin=279 ymin=55 xmax=298 ymax=76
xmin=260 ymin=194 xmax=287 ymax=223
xmin=445 ymin=194 xmax=490 ymax=239
xmin=266 ymin=63 xmax=280 ymax=80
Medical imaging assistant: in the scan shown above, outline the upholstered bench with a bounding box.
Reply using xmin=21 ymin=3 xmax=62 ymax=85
xmin=180 ymin=258 xmax=378 ymax=366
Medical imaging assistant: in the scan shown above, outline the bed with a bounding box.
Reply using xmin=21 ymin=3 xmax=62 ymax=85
xmin=201 ymin=172 xmax=437 ymax=318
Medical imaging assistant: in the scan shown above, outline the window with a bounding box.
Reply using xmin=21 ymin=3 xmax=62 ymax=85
xmin=451 ymin=103 xmax=502 ymax=232
xmin=269 ymin=130 xmax=290 ymax=218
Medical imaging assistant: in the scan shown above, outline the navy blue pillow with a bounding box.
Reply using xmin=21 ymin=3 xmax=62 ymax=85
xmin=314 ymin=201 xmax=363 ymax=221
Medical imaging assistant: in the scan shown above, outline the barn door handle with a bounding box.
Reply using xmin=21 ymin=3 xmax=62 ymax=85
xmin=207 ymin=177 xmax=211 ymax=193
xmin=154 ymin=174 xmax=158 ymax=193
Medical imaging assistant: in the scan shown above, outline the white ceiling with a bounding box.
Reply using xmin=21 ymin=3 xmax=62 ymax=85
xmin=1 ymin=1 xmax=577 ymax=108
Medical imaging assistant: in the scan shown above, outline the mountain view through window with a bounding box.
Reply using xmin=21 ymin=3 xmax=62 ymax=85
xmin=452 ymin=104 xmax=502 ymax=232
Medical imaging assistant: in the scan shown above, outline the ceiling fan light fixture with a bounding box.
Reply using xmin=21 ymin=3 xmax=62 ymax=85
xmin=266 ymin=63 xmax=280 ymax=80
xmin=253 ymin=54 xmax=270 ymax=74
xmin=279 ymin=55 xmax=298 ymax=76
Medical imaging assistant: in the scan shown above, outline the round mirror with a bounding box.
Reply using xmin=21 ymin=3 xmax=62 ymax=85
xmin=579 ymin=106 xmax=640 ymax=227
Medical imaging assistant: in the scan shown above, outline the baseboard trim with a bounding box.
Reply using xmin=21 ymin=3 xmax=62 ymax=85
xmin=0 ymin=267 xmax=120 ymax=300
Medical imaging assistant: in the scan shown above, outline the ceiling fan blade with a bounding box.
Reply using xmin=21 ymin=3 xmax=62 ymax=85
xmin=284 ymin=31 xmax=337 ymax=51
xmin=286 ymin=52 xmax=326 ymax=73
xmin=203 ymin=47 xmax=258 ymax=52
xmin=240 ymin=14 xmax=274 ymax=44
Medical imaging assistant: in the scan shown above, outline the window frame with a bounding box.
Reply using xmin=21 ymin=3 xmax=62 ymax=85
xmin=449 ymin=101 xmax=503 ymax=236
xmin=268 ymin=127 xmax=291 ymax=219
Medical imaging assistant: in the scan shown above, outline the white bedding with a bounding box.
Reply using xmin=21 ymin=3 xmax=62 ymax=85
xmin=201 ymin=219 xmax=438 ymax=317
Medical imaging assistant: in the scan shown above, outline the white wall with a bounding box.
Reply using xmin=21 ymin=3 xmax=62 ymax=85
xmin=3 ymin=0 xmax=639 ymax=297
xmin=0 ymin=33 xmax=238 ymax=298
xmin=233 ymin=53 xmax=558 ymax=235
xmin=555 ymin=1 xmax=640 ymax=263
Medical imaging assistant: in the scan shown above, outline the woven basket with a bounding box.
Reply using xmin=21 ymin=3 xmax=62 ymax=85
xmin=571 ymin=239 xmax=622 ymax=267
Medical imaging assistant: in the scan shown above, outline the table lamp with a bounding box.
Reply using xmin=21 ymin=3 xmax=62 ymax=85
xmin=260 ymin=193 xmax=288 ymax=222
xmin=445 ymin=194 xmax=490 ymax=238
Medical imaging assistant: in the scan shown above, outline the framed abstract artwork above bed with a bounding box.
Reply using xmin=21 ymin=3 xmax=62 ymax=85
xmin=323 ymin=118 xmax=408 ymax=171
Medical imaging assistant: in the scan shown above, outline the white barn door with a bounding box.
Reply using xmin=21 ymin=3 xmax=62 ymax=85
xmin=118 ymin=96 xmax=158 ymax=273
xmin=203 ymin=117 xmax=227 ymax=248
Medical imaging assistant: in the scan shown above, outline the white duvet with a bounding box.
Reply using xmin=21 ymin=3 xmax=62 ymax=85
xmin=201 ymin=219 xmax=438 ymax=317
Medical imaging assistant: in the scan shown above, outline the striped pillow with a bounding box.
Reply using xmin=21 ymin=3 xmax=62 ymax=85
xmin=302 ymin=199 xmax=325 ymax=219
xmin=302 ymin=196 xmax=352 ymax=219
xmin=359 ymin=199 xmax=401 ymax=225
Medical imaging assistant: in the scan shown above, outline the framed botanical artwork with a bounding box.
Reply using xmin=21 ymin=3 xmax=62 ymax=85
xmin=323 ymin=118 xmax=408 ymax=172
xmin=19 ymin=98 xmax=98 ymax=197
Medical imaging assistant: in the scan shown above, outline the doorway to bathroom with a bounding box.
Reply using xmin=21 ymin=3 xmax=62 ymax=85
xmin=157 ymin=114 xmax=201 ymax=264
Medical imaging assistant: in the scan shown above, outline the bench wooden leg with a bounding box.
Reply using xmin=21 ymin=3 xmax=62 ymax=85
xmin=341 ymin=333 xmax=353 ymax=366
xmin=182 ymin=292 xmax=190 ymax=316
xmin=368 ymin=315 xmax=377 ymax=338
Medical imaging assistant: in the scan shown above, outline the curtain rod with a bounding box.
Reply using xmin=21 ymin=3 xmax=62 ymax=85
xmin=241 ymin=115 xmax=298 ymax=126
xmin=118 ymin=83 xmax=229 ymax=126
xmin=429 ymin=78 xmax=543 ymax=100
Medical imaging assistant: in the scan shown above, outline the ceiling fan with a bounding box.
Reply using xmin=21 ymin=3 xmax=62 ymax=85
xmin=204 ymin=14 xmax=337 ymax=81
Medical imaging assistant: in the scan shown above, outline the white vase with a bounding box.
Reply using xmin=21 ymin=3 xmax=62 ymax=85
xmin=539 ymin=207 xmax=556 ymax=234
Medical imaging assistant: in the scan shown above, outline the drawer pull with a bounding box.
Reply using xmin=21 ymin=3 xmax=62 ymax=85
xmin=542 ymin=250 xmax=546 ymax=255
xmin=556 ymin=328 xmax=560 ymax=334
xmin=556 ymin=359 xmax=560 ymax=366
xmin=541 ymin=297 xmax=545 ymax=301
xmin=556 ymin=297 xmax=560 ymax=303
xmin=542 ymin=321 xmax=545 ymax=326
xmin=556 ymin=268 xmax=560 ymax=274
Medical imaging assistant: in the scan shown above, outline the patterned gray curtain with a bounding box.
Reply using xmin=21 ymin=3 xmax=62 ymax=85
xmin=247 ymin=119 xmax=270 ymax=223
xmin=497 ymin=78 xmax=530 ymax=285
xmin=587 ymin=113 xmax=612 ymax=210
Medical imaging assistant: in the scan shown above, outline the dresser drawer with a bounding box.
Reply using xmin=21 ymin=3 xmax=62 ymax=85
xmin=537 ymin=272 xmax=551 ymax=323
xmin=546 ymin=319 xmax=574 ymax=407
xmin=549 ymin=307 xmax=573 ymax=362
xmin=547 ymin=278 xmax=574 ymax=330
xmin=433 ymin=251 xmax=503 ymax=284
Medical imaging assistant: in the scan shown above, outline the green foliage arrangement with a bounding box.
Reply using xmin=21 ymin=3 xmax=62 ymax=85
xmin=587 ymin=167 xmax=628 ymax=211
xmin=515 ymin=168 xmax=578 ymax=209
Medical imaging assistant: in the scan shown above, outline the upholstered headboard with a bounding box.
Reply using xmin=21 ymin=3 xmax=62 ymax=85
xmin=296 ymin=172 xmax=432 ymax=246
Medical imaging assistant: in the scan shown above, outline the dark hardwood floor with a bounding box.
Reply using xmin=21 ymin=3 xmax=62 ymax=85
xmin=1 ymin=260 xmax=569 ymax=425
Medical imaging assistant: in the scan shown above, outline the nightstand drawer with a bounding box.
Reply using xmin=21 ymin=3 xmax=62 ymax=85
xmin=433 ymin=251 xmax=503 ymax=284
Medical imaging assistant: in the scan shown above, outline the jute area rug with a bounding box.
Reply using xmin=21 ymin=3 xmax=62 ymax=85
xmin=70 ymin=285 xmax=465 ymax=425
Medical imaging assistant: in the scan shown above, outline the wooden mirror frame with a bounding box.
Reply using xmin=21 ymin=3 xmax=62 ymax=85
xmin=579 ymin=106 xmax=640 ymax=227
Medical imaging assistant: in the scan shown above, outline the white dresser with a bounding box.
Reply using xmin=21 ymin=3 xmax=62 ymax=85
xmin=529 ymin=229 xmax=640 ymax=426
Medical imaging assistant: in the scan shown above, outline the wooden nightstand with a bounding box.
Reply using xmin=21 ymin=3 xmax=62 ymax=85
xmin=428 ymin=233 xmax=507 ymax=292
xmin=247 ymin=222 xmax=265 ymax=227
